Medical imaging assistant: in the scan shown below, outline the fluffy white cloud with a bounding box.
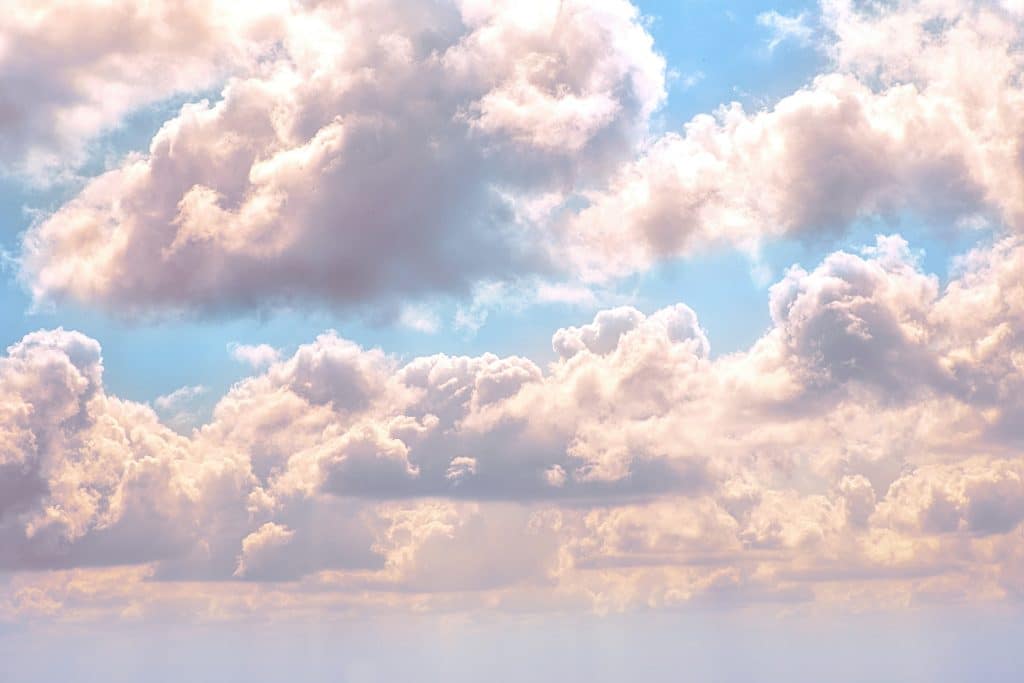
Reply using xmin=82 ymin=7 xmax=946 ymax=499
xmin=0 ymin=0 xmax=290 ymax=178
xmin=0 ymin=329 xmax=222 ymax=569
xmin=5 ymin=0 xmax=1024 ymax=621
xmin=18 ymin=0 xmax=664 ymax=316
xmin=5 ymin=234 xmax=1024 ymax=616
xmin=563 ymin=0 xmax=1024 ymax=279
xmin=12 ymin=0 xmax=1024 ymax=318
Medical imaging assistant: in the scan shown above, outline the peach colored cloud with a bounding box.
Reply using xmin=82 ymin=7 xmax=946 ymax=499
xmin=18 ymin=0 xmax=664 ymax=316
xmin=14 ymin=0 xmax=1024 ymax=316
xmin=4 ymin=234 xmax=1024 ymax=618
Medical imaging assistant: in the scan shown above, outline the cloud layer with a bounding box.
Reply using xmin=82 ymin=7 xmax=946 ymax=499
xmin=13 ymin=0 xmax=1024 ymax=317
xmin=4 ymin=233 xmax=1024 ymax=618
xmin=566 ymin=0 xmax=1024 ymax=278
xmin=18 ymin=0 xmax=663 ymax=316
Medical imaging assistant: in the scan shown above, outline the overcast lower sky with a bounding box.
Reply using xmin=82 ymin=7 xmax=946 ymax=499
xmin=2 ymin=0 xmax=1024 ymax=680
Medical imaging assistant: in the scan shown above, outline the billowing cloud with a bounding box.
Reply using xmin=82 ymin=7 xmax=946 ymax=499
xmin=14 ymin=0 xmax=1024 ymax=316
xmin=758 ymin=11 xmax=815 ymax=52
xmin=565 ymin=0 xmax=1024 ymax=279
xmin=0 ymin=0 xmax=291 ymax=178
xmin=4 ymin=0 xmax=1024 ymax=625
xmin=18 ymin=0 xmax=664 ymax=317
xmin=4 ymin=234 xmax=1024 ymax=617
xmin=228 ymin=342 xmax=280 ymax=369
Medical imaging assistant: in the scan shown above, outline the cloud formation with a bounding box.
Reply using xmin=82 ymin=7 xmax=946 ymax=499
xmin=4 ymin=234 xmax=1024 ymax=618
xmin=4 ymin=0 xmax=1024 ymax=626
xmin=18 ymin=0 xmax=663 ymax=316
xmin=0 ymin=0 xmax=290 ymax=178
xmin=13 ymin=0 xmax=1024 ymax=317
xmin=566 ymin=0 xmax=1024 ymax=278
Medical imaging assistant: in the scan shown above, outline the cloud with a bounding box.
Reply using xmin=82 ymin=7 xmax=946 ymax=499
xmin=228 ymin=343 xmax=280 ymax=368
xmin=4 ymin=234 xmax=1024 ymax=615
xmin=562 ymin=0 xmax=1024 ymax=280
xmin=153 ymin=384 xmax=209 ymax=433
xmin=398 ymin=306 xmax=442 ymax=334
xmin=757 ymin=11 xmax=814 ymax=52
xmin=18 ymin=0 xmax=665 ymax=318
xmin=154 ymin=385 xmax=207 ymax=412
xmin=16 ymin=0 xmax=1024 ymax=316
xmin=0 ymin=0 xmax=291 ymax=179
xmin=233 ymin=522 xmax=296 ymax=580
xmin=5 ymin=0 xmax=1024 ymax=621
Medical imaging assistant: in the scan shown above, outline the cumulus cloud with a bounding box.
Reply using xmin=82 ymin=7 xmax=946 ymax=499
xmin=0 ymin=329 xmax=217 ymax=570
xmin=4 ymin=234 xmax=1024 ymax=616
xmin=758 ymin=11 xmax=815 ymax=52
xmin=563 ymin=0 xmax=1024 ymax=280
xmin=233 ymin=522 xmax=295 ymax=580
xmin=18 ymin=0 xmax=664 ymax=317
xmin=0 ymin=0 xmax=290 ymax=178
xmin=9 ymin=0 xmax=1024 ymax=321
xmin=5 ymin=0 xmax=1024 ymax=622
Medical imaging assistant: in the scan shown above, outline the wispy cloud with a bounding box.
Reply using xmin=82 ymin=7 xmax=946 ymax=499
xmin=757 ymin=10 xmax=814 ymax=52
xmin=228 ymin=342 xmax=281 ymax=369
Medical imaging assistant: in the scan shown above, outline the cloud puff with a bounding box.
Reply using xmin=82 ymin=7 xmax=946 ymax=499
xmin=563 ymin=0 xmax=1024 ymax=279
xmin=19 ymin=0 xmax=664 ymax=317
xmin=228 ymin=343 xmax=280 ymax=369
xmin=13 ymin=0 xmax=1024 ymax=320
xmin=0 ymin=0 xmax=290 ymax=178
xmin=5 ymin=234 xmax=1024 ymax=615
xmin=0 ymin=328 xmax=210 ymax=569
xmin=233 ymin=522 xmax=295 ymax=580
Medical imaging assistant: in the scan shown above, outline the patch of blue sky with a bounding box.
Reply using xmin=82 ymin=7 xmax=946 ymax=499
xmin=637 ymin=0 xmax=826 ymax=130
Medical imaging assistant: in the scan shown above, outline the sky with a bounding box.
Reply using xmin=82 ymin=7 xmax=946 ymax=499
xmin=2 ymin=0 xmax=1024 ymax=680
